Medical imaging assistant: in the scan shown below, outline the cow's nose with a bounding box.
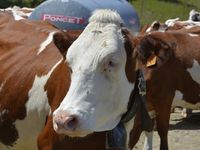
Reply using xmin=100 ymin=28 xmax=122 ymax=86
xmin=53 ymin=112 xmax=78 ymax=132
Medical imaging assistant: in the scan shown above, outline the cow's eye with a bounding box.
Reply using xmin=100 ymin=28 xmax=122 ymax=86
xmin=103 ymin=59 xmax=118 ymax=73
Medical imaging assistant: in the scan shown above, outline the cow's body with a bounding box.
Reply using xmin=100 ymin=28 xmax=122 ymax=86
xmin=143 ymin=10 xmax=200 ymax=34
xmin=0 ymin=11 xmax=76 ymax=149
xmin=0 ymin=6 xmax=33 ymax=19
xmin=133 ymin=14 xmax=200 ymax=149
xmin=130 ymin=28 xmax=200 ymax=150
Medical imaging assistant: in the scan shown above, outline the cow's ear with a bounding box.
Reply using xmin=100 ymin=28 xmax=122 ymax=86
xmin=151 ymin=21 xmax=160 ymax=30
xmin=135 ymin=35 xmax=175 ymax=68
xmin=53 ymin=32 xmax=73 ymax=59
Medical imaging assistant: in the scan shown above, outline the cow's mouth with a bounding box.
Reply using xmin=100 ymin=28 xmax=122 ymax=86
xmin=63 ymin=131 xmax=91 ymax=138
xmin=53 ymin=125 xmax=92 ymax=137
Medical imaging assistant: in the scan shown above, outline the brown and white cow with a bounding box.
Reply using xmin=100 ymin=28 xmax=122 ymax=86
xmin=51 ymin=9 xmax=145 ymax=150
xmin=49 ymin=8 xmax=153 ymax=150
xmin=136 ymin=8 xmax=200 ymax=139
xmin=0 ymin=9 xmax=140 ymax=150
xmin=143 ymin=10 xmax=200 ymax=34
xmin=52 ymin=9 xmax=200 ymax=150
xmin=130 ymin=28 xmax=200 ymax=150
xmin=0 ymin=6 xmax=33 ymax=19
xmin=135 ymin=14 xmax=200 ymax=150
xmin=0 ymin=11 xmax=82 ymax=149
xmin=142 ymin=14 xmax=200 ymax=121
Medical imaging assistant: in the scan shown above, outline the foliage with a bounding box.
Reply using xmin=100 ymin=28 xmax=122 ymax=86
xmin=0 ymin=0 xmax=45 ymax=8
xmin=0 ymin=0 xmax=200 ymax=28
xmin=130 ymin=0 xmax=200 ymax=26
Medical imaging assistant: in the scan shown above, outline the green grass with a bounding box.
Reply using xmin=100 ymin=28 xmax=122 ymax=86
xmin=130 ymin=0 xmax=200 ymax=26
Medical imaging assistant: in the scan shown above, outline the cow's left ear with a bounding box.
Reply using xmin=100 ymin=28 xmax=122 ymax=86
xmin=53 ymin=32 xmax=74 ymax=59
xmin=135 ymin=35 xmax=175 ymax=68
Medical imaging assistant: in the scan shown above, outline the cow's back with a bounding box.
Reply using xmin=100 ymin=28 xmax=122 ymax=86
xmin=168 ymin=31 xmax=200 ymax=108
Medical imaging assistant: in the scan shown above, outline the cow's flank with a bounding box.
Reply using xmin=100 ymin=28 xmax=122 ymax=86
xmin=0 ymin=11 xmax=78 ymax=149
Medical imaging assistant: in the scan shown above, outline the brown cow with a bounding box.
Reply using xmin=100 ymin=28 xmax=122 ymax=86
xmin=141 ymin=14 xmax=200 ymax=118
xmin=130 ymin=29 xmax=200 ymax=150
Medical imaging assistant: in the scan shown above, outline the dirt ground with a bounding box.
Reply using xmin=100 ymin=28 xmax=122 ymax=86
xmin=133 ymin=108 xmax=200 ymax=150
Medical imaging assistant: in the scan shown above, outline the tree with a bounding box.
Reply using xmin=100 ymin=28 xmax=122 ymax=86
xmin=0 ymin=0 xmax=45 ymax=8
xmin=159 ymin=0 xmax=179 ymax=3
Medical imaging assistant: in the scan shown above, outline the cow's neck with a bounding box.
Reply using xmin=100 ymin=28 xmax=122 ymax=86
xmin=45 ymin=60 xmax=71 ymax=111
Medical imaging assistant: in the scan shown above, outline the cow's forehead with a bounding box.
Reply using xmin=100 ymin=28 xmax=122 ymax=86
xmin=67 ymin=10 xmax=126 ymax=68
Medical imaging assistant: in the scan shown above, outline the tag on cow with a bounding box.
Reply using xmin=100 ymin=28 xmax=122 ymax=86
xmin=146 ymin=54 xmax=157 ymax=67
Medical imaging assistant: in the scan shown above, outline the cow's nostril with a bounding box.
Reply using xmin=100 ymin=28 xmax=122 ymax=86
xmin=65 ymin=116 xmax=78 ymax=131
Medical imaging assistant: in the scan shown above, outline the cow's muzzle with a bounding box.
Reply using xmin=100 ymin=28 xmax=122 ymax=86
xmin=53 ymin=112 xmax=78 ymax=133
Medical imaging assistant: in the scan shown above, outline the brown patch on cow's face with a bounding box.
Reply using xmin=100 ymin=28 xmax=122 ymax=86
xmin=53 ymin=30 xmax=82 ymax=59
xmin=53 ymin=32 xmax=73 ymax=59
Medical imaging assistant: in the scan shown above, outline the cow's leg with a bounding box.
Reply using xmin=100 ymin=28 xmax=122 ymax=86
xmin=181 ymin=108 xmax=192 ymax=118
xmin=143 ymin=131 xmax=153 ymax=150
xmin=129 ymin=124 xmax=142 ymax=149
xmin=128 ymin=112 xmax=143 ymax=149
xmin=142 ymin=110 xmax=156 ymax=150
xmin=156 ymin=105 xmax=171 ymax=150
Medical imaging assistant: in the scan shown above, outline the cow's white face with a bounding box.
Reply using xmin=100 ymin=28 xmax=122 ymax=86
xmin=53 ymin=10 xmax=134 ymax=137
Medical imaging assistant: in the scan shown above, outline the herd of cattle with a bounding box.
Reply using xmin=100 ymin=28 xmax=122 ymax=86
xmin=0 ymin=6 xmax=199 ymax=150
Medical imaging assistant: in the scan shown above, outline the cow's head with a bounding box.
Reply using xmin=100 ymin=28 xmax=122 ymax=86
xmin=134 ymin=33 xmax=175 ymax=70
xmin=189 ymin=9 xmax=200 ymax=21
xmin=52 ymin=10 xmax=136 ymax=137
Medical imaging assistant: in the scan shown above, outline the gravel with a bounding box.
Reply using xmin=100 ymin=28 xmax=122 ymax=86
xmin=133 ymin=108 xmax=200 ymax=150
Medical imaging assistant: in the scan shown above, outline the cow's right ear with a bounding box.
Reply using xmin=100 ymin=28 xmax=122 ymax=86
xmin=53 ymin=32 xmax=73 ymax=59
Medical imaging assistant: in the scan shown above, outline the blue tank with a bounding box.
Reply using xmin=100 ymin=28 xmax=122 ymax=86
xmin=29 ymin=0 xmax=140 ymax=33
